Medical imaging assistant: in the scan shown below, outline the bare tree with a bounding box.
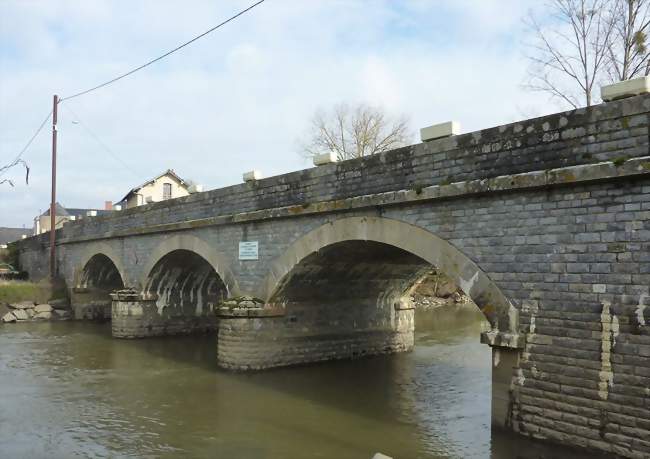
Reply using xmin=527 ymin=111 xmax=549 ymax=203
xmin=0 ymin=159 xmax=29 ymax=187
xmin=300 ymin=103 xmax=411 ymax=161
xmin=525 ymin=0 xmax=615 ymax=108
xmin=606 ymin=0 xmax=650 ymax=80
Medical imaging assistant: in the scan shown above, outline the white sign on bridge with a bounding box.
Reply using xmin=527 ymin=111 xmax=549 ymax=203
xmin=238 ymin=241 xmax=259 ymax=260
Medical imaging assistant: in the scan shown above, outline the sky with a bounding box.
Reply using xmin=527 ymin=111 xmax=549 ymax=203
xmin=0 ymin=0 xmax=558 ymax=228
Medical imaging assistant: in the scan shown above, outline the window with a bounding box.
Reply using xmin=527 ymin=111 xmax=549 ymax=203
xmin=163 ymin=183 xmax=172 ymax=200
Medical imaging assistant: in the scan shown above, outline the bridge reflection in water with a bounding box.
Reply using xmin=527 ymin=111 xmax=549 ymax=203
xmin=0 ymin=304 xmax=598 ymax=459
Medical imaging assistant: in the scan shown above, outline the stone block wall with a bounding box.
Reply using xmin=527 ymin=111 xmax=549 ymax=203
xmin=17 ymin=94 xmax=650 ymax=249
xmin=217 ymin=309 xmax=414 ymax=370
xmin=112 ymin=295 xmax=216 ymax=338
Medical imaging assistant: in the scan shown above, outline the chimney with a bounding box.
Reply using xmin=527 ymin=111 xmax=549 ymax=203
xmin=105 ymin=201 xmax=113 ymax=211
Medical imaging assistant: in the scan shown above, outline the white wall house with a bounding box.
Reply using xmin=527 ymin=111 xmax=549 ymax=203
xmin=118 ymin=170 xmax=195 ymax=209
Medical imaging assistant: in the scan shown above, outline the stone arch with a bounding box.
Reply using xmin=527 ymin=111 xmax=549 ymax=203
xmin=74 ymin=243 xmax=127 ymax=288
xmin=72 ymin=244 xmax=126 ymax=321
xmin=132 ymin=247 xmax=230 ymax=336
xmin=262 ymin=216 xmax=518 ymax=334
xmin=140 ymin=234 xmax=238 ymax=296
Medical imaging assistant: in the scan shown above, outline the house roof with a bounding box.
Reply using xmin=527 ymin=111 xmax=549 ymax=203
xmin=40 ymin=203 xmax=111 ymax=218
xmin=40 ymin=202 xmax=69 ymax=217
xmin=0 ymin=227 xmax=30 ymax=245
xmin=118 ymin=169 xmax=187 ymax=204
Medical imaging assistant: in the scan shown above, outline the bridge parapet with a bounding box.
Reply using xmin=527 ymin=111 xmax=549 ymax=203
xmin=18 ymin=93 xmax=650 ymax=249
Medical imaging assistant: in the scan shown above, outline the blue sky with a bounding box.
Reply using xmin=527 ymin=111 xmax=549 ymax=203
xmin=0 ymin=0 xmax=556 ymax=228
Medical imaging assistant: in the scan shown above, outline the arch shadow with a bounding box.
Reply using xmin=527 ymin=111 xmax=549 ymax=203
xmin=74 ymin=243 xmax=127 ymax=288
xmin=261 ymin=216 xmax=518 ymax=333
xmin=140 ymin=234 xmax=238 ymax=296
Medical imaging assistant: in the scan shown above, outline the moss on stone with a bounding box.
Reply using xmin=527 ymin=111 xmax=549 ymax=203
xmin=440 ymin=176 xmax=454 ymax=186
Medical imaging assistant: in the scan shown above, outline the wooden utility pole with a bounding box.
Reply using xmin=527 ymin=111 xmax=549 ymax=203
xmin=49 ymin=95 xmax=58 ymax=279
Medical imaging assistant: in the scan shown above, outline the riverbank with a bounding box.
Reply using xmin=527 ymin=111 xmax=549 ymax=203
xmin=410 ymin=271 xmax=471 ymax=310
xmin=0 ymin=280 xmax=71 ymax=323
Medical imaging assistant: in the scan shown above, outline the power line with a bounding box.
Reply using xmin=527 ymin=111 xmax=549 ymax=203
xmin=0 ymin=110 xmax=52 ymax=179
xmin=3 ymin=1 xmax=265 ymax=179
xmin=60 ymin=102 xmax=141 ymax=179
xmin=61 ymin=0 xmax=266 ymax=102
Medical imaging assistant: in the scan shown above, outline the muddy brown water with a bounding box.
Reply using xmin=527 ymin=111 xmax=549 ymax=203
xmin=0 ymin=305 xmax=599 ymax=458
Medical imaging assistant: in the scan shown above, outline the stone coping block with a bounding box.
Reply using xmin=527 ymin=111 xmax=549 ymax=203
xmin=243 ymin=170 xmax=263 ymax=182
xmin=420 ymin=121 xmax=460 ymax=142
xmin=480 ymin=330 xmax=525 ymax=349
xmin=313 ymin=152 xmax=338 ymax=166
xmin=602 ymin=76 xmax=650 ymax=101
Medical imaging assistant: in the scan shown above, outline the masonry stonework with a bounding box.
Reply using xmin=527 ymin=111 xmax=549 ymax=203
xmin=14 ymin=94 xmax=650 ymax=458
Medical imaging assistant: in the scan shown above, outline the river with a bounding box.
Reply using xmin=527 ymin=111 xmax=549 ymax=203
xmin=0 ymin=304 xmax=597 ymax=458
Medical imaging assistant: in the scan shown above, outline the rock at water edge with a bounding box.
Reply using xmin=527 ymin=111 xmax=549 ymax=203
xmin=1 ymin=312 xmax=16 ymax=323
xmin=34 ymin=304 xmax=53 ymax=313
xmin=12 ymin=309 xmax=29 ymax=320
xmin=33 ymin=311 xmax=52 ymax=320
xmin=9 ymin=301 xmax=35 ymax=310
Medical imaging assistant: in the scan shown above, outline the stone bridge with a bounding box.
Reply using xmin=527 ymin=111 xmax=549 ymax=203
xmin=16 ymin=93 xmax=650 ymax=458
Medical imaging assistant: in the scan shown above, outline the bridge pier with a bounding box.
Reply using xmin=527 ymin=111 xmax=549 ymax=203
xmin=110 ymin=289 xmax=216 ymax=338
xmin=481 ymin=331 xmax=525 ymax=429
xmin=216 ymin=298 xmax=415 ymax=370
xmin=71 ymin=287 xmax=112 ymax=321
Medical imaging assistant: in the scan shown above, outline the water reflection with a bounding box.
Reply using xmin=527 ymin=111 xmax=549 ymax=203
xmin=0 ymin=305 xmax=596 ymax=458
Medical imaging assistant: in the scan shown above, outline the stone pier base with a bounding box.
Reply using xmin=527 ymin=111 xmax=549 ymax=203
xmin=481 ymin=331 xmax=525 ymax=429
xmin=111 ymin=290 xmax=216 ymax=338
xmin=216 ymin=300 xmax=415 ymax=370
xmin=71 ymin=288 xmax=111 ymax=321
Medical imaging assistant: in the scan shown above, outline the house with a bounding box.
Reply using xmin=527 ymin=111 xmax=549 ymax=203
xmin=34 ymin=202 xmax=113 ymax=235
xmin=116 ymin=169 xmax=199 ymax=209
xmin=0 ymin=227 xmax=30 ymax=249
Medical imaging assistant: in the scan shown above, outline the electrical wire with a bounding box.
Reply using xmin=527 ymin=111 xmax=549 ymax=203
xmin=4 ymin=1 xmax=265 ymax=182
xmin=60 ymin=102 xmax=141 ymax=179
xmin=60 ymin=0 xmax=266 ymax=101
xmin=0 ymin=110 xmax=52 ymax=179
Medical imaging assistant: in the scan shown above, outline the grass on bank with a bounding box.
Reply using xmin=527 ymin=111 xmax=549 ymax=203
xmin=0 ymin=280 xmax=66 ymax=305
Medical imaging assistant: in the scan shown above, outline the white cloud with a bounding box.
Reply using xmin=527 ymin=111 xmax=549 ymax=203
xmin=0 ymin=0 xmax=555 ymax=228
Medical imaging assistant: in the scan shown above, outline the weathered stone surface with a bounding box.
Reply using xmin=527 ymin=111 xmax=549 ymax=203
xmin=12 ymin=309 xmax=29 ymax=321
xmin=9 ymin=301 xmax=35 ymax=310
xmin=24 ymin=308 xmax=34 ymax=319
xmin=34 ymin=304 xmax=53 ymax=313
xmin=49 ymin=298 xmax=70 ymax=310
xmin=33 ymin=311 xmax=52 ymax=320
xmin=53 ymin=309 xmax=70 ymax=319
xmin=602 ymin=76 xmax=650 ymax=101
xmin=1 ymin=312 xmax=16 ymax=323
